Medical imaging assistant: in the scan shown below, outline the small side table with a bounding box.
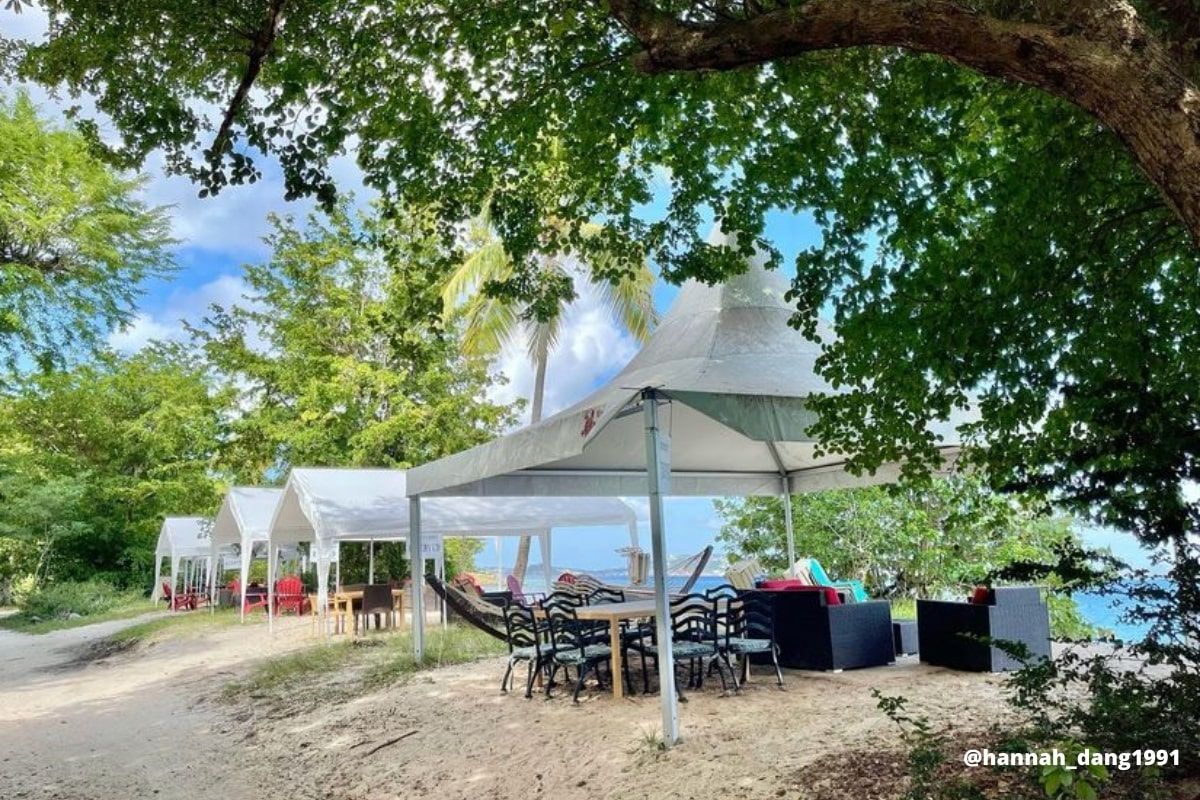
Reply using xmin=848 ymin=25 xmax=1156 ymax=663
xmin=893 ymin=620 xmax=919 ymax=656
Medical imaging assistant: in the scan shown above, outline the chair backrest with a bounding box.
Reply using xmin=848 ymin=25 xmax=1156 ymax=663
xmin=669 ymin=593 xmax=717 ymax=644
xmin=276 ymin=575 xmax=303 ymax=595
xmin=545 ymin=605 xmax=602 ymax=655
xmin=725 ymin=592 xmax=775 ymax=644
xmin=539 ymin=591 xmax=584 ymax=615
xmin=506 ymin=574 xmax=525 ymax=601
xmin=724 ymin=557 xmax=764 ymax=590
xmin=586 ymin=587 xmax=625 ymax=605
xmin=503 ymin=604 xmax=540 ymax=654
xmin=228 ymin=578 xmax=240 ymax=594
xmin=704 ymin=583 xmax=739 ymax=601
xmin=361 ymin=584 xmax=394 ymax=614
xmin=161 ymin=581 xmax=172 ymax=599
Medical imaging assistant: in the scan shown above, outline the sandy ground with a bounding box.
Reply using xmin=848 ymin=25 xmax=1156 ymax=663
xmin=0 ymin=614 xmax=1019 ymax=800
xmin=0 ymin=612 xmax=314 ymax=800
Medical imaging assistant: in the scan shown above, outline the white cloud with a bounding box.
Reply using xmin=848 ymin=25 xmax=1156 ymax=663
xmin=489 ymin=279 xmax=642 ymax=424
xmin=108 ymin=273 xmax=257 ymax=353
xmin=106 ymin=313 xmax=176 ymax=353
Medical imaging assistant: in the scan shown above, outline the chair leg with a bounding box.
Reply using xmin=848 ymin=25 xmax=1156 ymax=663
xmin=772 ymin=646 xmax=784 ymax=688
xmin=545 ymin=663 xmax=559 ymax=697
xmin=524 ymin=659 xmax=537 ymax=699
xmin=622 ymin=651 xmax=635 ymax=696
xmin=572 ymin=663 xmax=589 ymax=703
xmin=640 ymin=651 xmax=651 ymax=694
xmin=501 ymin=659 xmax=513 ymax=693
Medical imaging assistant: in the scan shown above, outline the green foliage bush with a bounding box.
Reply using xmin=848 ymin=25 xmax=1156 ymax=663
xmin=17 ymin=579 xmax=142 ymax=621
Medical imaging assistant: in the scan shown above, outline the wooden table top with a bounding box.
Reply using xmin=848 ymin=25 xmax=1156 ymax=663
xmin=573 ymin=599 xmax=658 ymax=620
xmin=331 ymin=588 xmax=404 ymax=600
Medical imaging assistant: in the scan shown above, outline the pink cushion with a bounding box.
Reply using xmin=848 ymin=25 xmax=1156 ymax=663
xmin=758 ymin=581 xmax=842 ymax=605
xmin=758 ymin=578 xmax=805 ymax=590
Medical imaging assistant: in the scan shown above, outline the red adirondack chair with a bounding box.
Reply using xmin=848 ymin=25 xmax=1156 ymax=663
xmin=162 ymin=581 xmax=194 ymax=611
xmin=274 ymin=575 xmax=308 ymax=616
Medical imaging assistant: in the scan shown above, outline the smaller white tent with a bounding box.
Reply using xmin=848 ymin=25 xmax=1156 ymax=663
xmin=152 ymin=517 xmax=213 ymax=604
xmin=267 ymin=467 xmax=639 ymax=625
xmin=210 ymin=487 xmax=284 ymax=620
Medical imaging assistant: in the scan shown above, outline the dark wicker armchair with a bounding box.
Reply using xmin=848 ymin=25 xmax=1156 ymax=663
xmin=917 ymin=586 xmax=1051 ymax=672
xmin=753 ymin=587 xmax=895 ymax=671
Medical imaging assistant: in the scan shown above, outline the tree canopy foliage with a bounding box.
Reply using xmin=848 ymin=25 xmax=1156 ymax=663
xmin=0 ymin=345 xmax=227 ymax=588
xmin=8 ymin=2 xmax=1199 ymax=548
xmin=192 ymin=201 xmax=518 ymax=482
xmin=716 ymin=478 xmax=1078 ymax=600
xmin=0 ymin=91 xmax=173 ymax=376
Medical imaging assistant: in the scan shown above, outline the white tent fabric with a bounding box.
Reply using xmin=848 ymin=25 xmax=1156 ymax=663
xmin=210 ymin=487 xmax=284 ymax=620
xmin=406 ymin=228 xmax=974 ymax=746
xmin=266 ymin=467 xmax=639 ymax=624
xmin=151 ymin=517 xmax=213 ymax=603
xmin=408 ymin=232 xmax=969 ymax=500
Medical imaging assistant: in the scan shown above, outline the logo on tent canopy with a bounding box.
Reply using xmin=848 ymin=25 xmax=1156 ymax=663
xmin=580 ymin=407 xmax=602 ymax=437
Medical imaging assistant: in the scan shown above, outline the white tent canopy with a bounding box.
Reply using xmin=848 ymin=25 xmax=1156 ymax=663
xmin=210 ymin=487 xmax=284 ymax=620
xmin=151 ymin=517 xmax=213 ymax=603
xmin=407 ymin=228 xmax=972 ymax=746
xmin=266 ymin=467 xmax=639 ymax=624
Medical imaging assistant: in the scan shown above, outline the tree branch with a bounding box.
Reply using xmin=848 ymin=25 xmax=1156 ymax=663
xmin=207 ymin=0 xmax=288 ymax=163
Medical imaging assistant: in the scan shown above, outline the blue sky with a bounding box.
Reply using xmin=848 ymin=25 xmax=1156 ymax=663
xmin=6 ymin=8 xmax=1157 ymax=578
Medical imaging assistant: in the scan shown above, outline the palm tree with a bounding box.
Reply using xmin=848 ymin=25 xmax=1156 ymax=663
xmin=442 ymin=210 xmax=657 ymax=582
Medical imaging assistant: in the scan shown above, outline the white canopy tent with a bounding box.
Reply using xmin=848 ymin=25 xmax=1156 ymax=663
xmin=266 ymin=467 xmax=639 ymax=629
xmin=210 ymin=487 xmax=284 ymax=620
xmin=407 ymin=228 xmax=972 ymax=745
xmin=151 ymin=517 xmax=214 ymax=606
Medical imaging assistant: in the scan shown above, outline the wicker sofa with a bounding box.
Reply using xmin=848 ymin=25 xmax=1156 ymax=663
xmin=750 ymin=584 xmax=895 ymax=671
xmin=917 ymin=586 xmax=1051 ymax=672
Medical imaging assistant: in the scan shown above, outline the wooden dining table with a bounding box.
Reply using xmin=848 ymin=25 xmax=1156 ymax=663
xmin=326 ymin=588 xmax=405 ymax=635
xmin=571 ymin=599 xmax=658 ymax=700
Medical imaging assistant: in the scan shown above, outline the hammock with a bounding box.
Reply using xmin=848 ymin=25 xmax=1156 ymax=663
xmin=425 ymin=574 xmax=508 ymax=642
xmin=553 ymin=545 xmax=714 ymax=598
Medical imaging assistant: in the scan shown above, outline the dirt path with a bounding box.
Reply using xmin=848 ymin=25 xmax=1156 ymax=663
xmin=0 ymin=614 xmax=312 ymax=800
xmin=0 ymin=615 xmax=1028 ymax=800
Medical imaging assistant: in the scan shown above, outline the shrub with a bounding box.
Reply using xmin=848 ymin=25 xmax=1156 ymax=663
xmin=17 ymin=579 xmax=141 ymax=621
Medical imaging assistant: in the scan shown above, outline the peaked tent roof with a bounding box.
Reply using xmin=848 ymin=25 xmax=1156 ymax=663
xmin=212 ymin=487 xmax=283 ymax=551
xmin=408 ymin=229 xmax=971 ymax=499
xmin=269 ymin=467 xmax=639 ymax=554
xmin=155 ymin=517 xmax=213 ymax=558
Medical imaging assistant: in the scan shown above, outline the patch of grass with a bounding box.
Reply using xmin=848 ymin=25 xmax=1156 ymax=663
xmin=108 ymin=607 xmax=240 ymax=646
xmin=223 ymin=624 xmax=506 ymax=705
xmin=890 ymin=598 xmax=917 ymax=620
xmin=0 ymin=596 xmax=158 ymax=634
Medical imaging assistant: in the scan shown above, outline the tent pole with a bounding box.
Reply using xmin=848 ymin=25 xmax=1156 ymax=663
xmin=209 ymin=555 xmax=217 ymax=614
xmin=368 ymin=539 xmax=375 ymax=584
xmin=539 ymin=530 xmax=552 ymax=591
xmin=335 ymin=549 xmax=341 ymax=592
xmin=170 ymin=556 xmax=178 ymax=613
xmin=436 ymin=551 xmax=446 ymax=628
xmin=643 ymin=388 xmax=679 ymax=746
xmin=781 ymin=474 xmax=796 ymax=573
xmin=268 ymin=544 xmax=276 ymax=634
xmin=152 ymin=556 xmax=162 ymax=605
xmin=409 ymin=497 xmax=425 ymax=659
xmin=496 ymin=537 xmax=502 ymax=590
xmin=239 ymin=544 xmax=250 ymax=623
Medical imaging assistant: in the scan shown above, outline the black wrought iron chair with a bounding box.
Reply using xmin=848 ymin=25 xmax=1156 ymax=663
xmin=544 ymin=606 xmax=617 ymax=702
xmin=704 ymin=583 xmax=740 ymax=601
xmin=720 ymin=592 xmax=784 ymax=687
xmin=501 ymin=604 xmax=546 ymax=698
xmin=628 ymin=593 xmax=731 ymax=697
xmin=585 ymin=586 xmax=626 ymax=605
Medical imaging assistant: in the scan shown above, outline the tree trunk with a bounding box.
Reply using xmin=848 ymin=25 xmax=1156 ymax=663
xmin=605 ymin=0 xmax=1200 ymax=244
xmin=510 ymin=337 xmax=551 ymax=583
